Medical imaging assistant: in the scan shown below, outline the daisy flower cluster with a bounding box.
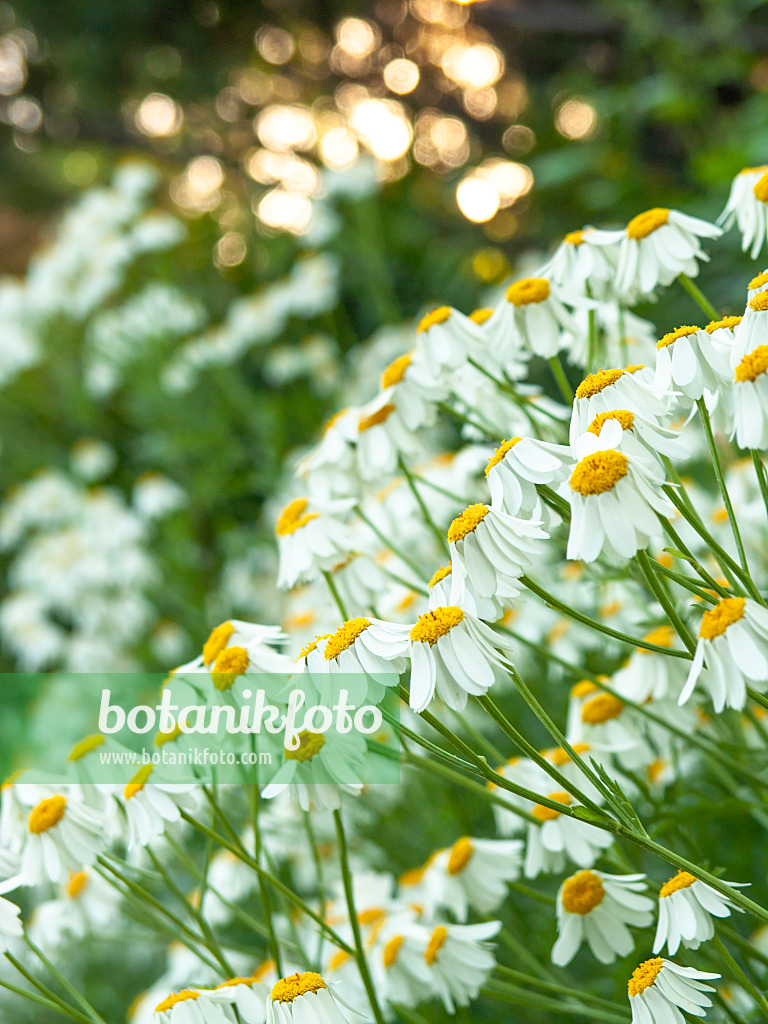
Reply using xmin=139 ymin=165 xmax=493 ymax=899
xmin=5 ymin=167 xmax=768 ymax=1024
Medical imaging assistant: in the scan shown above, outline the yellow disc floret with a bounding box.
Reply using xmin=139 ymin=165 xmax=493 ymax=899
xmin=410 ymin=607 xmax=464 ymax=644
xmin=705 ymin=315 xmax=742 ymax=333
xmin=749 ymin=291 xmax=768 ymax=312
xmin=446 ymin=836 xmax=473 ymax=875
xmin=750 ymin=271 xmax=768 ymax=290
xmin=570 ymin=450 xmax=629 ymax=496
xmin=581 ymin=692 xmax=624 ymax=724
xmin=564 ymin=230 xmax=585 ymax=246
xmin=754 ymin=172 xmax=768 ymax=203
xmin=587 ymin=410 xmax=634 ymax=435
xmin=448 ymin=503 xmax=489 ymax=542
xmin=276 ymin=499 xmax=319 ymax=537
xmin=698 ymin=597 xmax=746 ymax=639
xmin=469 ymin=307 xmax=493 ymax=325
xmin=626 ymin=208 xmax=669 ymax=240
xmin=66 ymin=870 xmax=89 ymax=899
xmin=575 ymin=368 xmax=624 ymax=399
xmin=285 ymin=730 xmax=326 ymax=763
xmin=383 ymin=935 xmax=404 ymax=968
xmin=271 ymin=972 xmax=327 ymax=1003
xmin=628 ymin=958 xmax=664 ymax=996
xmin=299 ymin=633 xmax=330 ymax=660
xmin=532 ymin=791 xmax=572 ymax=821
xmin=68 ymin=733 xmax=105 ymax=761
xmin=155 ymin=991 xmax=200 ymax=1013
xmin=735 ymin=345 xmax=768 ymax=383
xmin=359 ymin=404 xmax=395 ymax=432
xmin=660 ymin=869 xmax=697 ymax=898
xmin=561 ymin=870 xmax=605 ymax=914
xmin=125 ymin=763 xmax=153 ymax=800
xmin=657 ymin=325 xmax=700 ymax=349
xmin=28 ymin=795 xmax=66 ymax=834
xmin=506 ymin=277 xmax=550 ymax=306
xmin=381 ymin=353 xmax=412 ymax=389
xmin=486 ymin=437 xmax=522 ymax=475
xmin=424 ymin=925 xmax=448 ymax=964
xmin=212 ymin=646 xmax=249 ymax=691
xmin=418 ymin=306 xmax=451 ymax=332
xmin=324 ymin=617 xmax=371 ymax=660
xmin=203 ymin=621 xmax=235 ymax=664
xmin=428 ymin=563 xmax=452 ymax=588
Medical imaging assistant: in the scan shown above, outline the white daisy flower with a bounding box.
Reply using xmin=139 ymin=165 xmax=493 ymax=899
xmin=524 ymin=784 xmax=613 ymax=878
xmin=538 ymin=228 xmax=620 ymax=299
xmin=608 ymin=207 xmax=721 ymax=303
xmin=18 ymin=792 xmax=104 ymax=885
xmin=421 ymin=920 xmax=501 ymax=1012
xmin=486 ymin=276 xmax=581 ymax=359
xmin=306 ymin=616 xmax=408 ymax=705
xmin=296 ymin=407 xmax=361 ymax=501
xmin=565 ymin=679 xmax=654 ymax=769
xmin=485 ymin=436 xmax=571 ymax=517
xmin=447 ymin=503 xmax=548 ymax=603
xmin=406 ymin=605 xmax=516 ymax=713
xmin=191 ymin=620 xmax=294 ymax=691
xmin=374 ymin=925 xmax=435 ymax=1008
xmin=120 ymin=765 xmax=200 ymax=849
xmin=719 ymin=165 xmax=768 ymax=258
xmin=570 ymin=364 xmax=668 ymax=444
xmin=566 ymin=419 xmax=674 ymax=562
xmin=354 ymin=392 xmax=423 ymax=482
xmin=153 ymin=988 xmax=225 ymax=1024
xmin=733 ymin=344 xmax=768 ymax=450
xmin=266 ymin=971 xmax=363 ymax=1024
xmin=378 ymin=349 xmax=446 ymax=431
xmin=0 ymin=891 xmax=22 ymax=949
xmin=414 ymin=305 xmax=486 ymax=377
xmin=582 ymin=409 xmax=686 ymax=466
xmin=732 ymin=291 xmax=768 ymax=366
xmin=28 ymin=867 xmax=121 ymax=952
xmin=260 ymin=724 xmax=368 ymax=811
xmin=203 ymin=975 xmax=271 ymax=1023
xmin=552 ymin=870 xmax=654 ymax=965
xmin=275 ymin=497 xmax=356 ymax=590
xmin=627 ymin=958 xmax=719 ymax=1024
xmin=427 ymin=562 xmax=506 ymax=623
xmin=748 ymin=269 xmax=768 ymax=299
xmin=487 ymin=756 xmax=544 ymax=837
xmin=654 ymin=325 xmax=732 ymax=402
xmin=653 ymin=869 xmax=743 ymax=955
xmin=420 ymin=835 xmax=523 ymax=919
xmin=612 ymin=627 xmax=689 ymax=704
xmin=679 ymin=597 xmax=768 ymax=711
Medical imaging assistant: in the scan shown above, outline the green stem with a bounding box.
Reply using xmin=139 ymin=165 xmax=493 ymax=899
xmin=751 ymin=450 xmax=768 ymax=517
xmin=25 ymin=936 xmax=109 ymax=1024
xmin=658 ymin=513 xmax=731 ymax=598
xmin=356 ymin=508 xmax=427 ymax=580
xmin=3 ymin=954 xmax=94 ymax=1024
xmin=250 ymin=786 xmax=285 ymax=976
xmin=322 ymin=569 xmax=350 ymax=622
xmin=398 ymin=456 xmax=450 ymax=556
xmin=712 ymin=933 xmax=768 ymax=1020
xmin=635 ymin=548 xmax=697 ymax=654
xmin=678 ymin=272 xmax=719 ymax=321
xmin=548 ymin=355 xmax=574 ymax=404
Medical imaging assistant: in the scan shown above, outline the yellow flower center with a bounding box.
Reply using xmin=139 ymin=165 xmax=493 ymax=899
xmin=276 ymin=499 xmax=319 ymax=537
xmin=705 ymin=315 xmax=742 ymax=333
xmin=659 ymin=869 xmax=697 ymax=898
xmin=285 ymin=730 xmax=326 ymax=762
xmin=532 ymin=791 xmax=572 ymax=821
xmin=212 ymin=645 xmax=249 ymax=691
xmin=424 ymin=925 xmax=448 ymax=964
xmin=323 ymin=408 xmax=347 ymax=434
xmin=324 ymin=617 xmax=371 ymax=660
xmin=299 ymin=633 xmax=330 ymax=660
xmin=216 ymin=974 xmax=263 ymax=989
xmin=626 ymin=208 xmax=669 ymax=240
xmin=155 ymin=991 xmax=199 ymax=1013
xmin=125 ymin=763 xmax=153 ymax=800
xmin=203 ymin=621 xmax=235 ymax=665
xmin=469 ymin=307 xmax=493 ymax=325
xmin=410 ymin=607 xmax=464 ymax=644
xmin=564 ymin=229 xmax=585 ymax=246
xmin=561 ymin=870 xmax=605 ymax=914
xmin=327 ymin=950 xmax=351 ymax=972
xmin=359 ymin=404 xmax=395 ymax=432
xmin=699 ymin=597 xmax=746 ymax=639
xmin=428 ymin=563 xmax=452 ymax=588
xmin=28 ymin=795 xmax=67 ymax=834
xmin=485 ymin=437 xmax=522 ymax=475
xmin=587 ymin=409 xmax=634 ymax=435
xmin=628 ymin=958 xmax=664 ymax=996
xmin=657 ymin=325 xmax=700 ymax=349
xmin=575 ymin=368 xmax=624 ymax=399
xmin=754 ymin=172 xmax=768 ymax=203
xmin=68 ymin=733 xmax=105 ymax=761
xmin=749 ymin=291 xmax=768 ymax=312
xmin=418 ymin=306 xmax=451 ymax=332
xmin=66 ymin=870 xmax=89 ymax=899
xmin=581 ymin=692 xmax=624 ymax=724
xmin=448 ymin=503 xmax=489 ymax=542
xmin=383 ymin=935 xmax=404 ymax=968
xmin=381 ymin=353 xmax=412 ymax=389
xmin=506 ymin=277 xmax=550 ymax=306
xmin=640 ymin=625 xmax=674 ymax=650
xmin=446 ymin=836 xmax=473 ymax=875
xmin=571 ymin=679 xmax=597 ymax=697
xmin=735 ymin=345 xmax=768 ymax=383
xmin=570 ymin=450 xmax=629 ymax=496
xmin=551 ymin=742 xmax=591 ymax=766
xmin=156 ymin=724 xmax=183 ymax=747
xmin=271 ymin=972 xmax=327 ymax=1003
xmin=749 ymin=271 xmax=768 ymax=290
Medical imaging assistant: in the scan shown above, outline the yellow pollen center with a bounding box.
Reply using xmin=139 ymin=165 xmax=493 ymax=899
xmin=575 ymin=368 xmax=624 ymax=399
xmin=285 ymin=730 xmax=326 ymax=762
xmin=657 ymin=325 xmax=700 ymax=349
xmin=424 ymin=925 xmax=448 ymax=964
xmin=155 ymin=724 xmax=183 ymax=747
xmin=750 ymin=271 xmax=768 ymax=290
xmin=571 ymin=680 xmax=597 ymax=697
xmin=561 ymin=871 xmax=605 ymax=914
xmin=28 ymin=795 xmax=66 ymax=834
xmin=271 ymin=972 xmax=327 ymax=1003
xmin=485 ymin=437 xmax=522 ymax=475
xmin=446 ymin=836 xmax=473 ymax=875
xmin=381 ymin=353 xmax=412 ymax=389
xmin=383 ymin=935 xmax=404 ymax=968
xmin=327 ymin=950 xmax=351 ymax=972
xmin=299 ymin=633 xmax=331 ymax=660
xmin=749 ymin=292 xmax=768 ymax=312
xmin=587 ymin=410 xmax=634 ymax=435
xmin=551 ymin=742 xmax=590 ymax=766
xmin=203 ymin=621 xmax=235 ymax=664
xmin=66 ymin=870 xmax=88 ymax=899
xmin=324 ymin=617 xmax=371 ymax=660
xmin=564 ymin=229 xmax=585 ymax=246
xmin=276 ymin=499 xmax=319 ymax=537
xmin=506 ymin=277 xmax=550 ymax=306
xmin=659 ymin=870 xmax=697 ymax=898
xmin=570 ymin=450 xmax=629 ymax=496
xmin=735 ymin=345 xmax=768 ymax=383
xmin=155 ymin=991 xmax=200 ymax=1013
xmin=754 ymin=173 xmax=768 ymax=203
xmin=627 ymin=208 xmax=669 ymax=240
xmin=699 ymin=597 xmax=746 ymax=639
xmin=705 ymin=315 xmax=742 ymax=333
xmin=418 ymin=306 xmax=451 ymax=332
xmin=125 ymin=763 xmax=153 ymax=799
xmin=448 ymin=503 xmax=489 ymax=542
xmin=581 ymin=692 xmax=624 ymax=724
xmin=628 ymin=958 xmax=664 ymax=996
xmin=410 ymin=607 xmax=464 ymax=644
xmin=212 ymin=645 xmax=249 ymax=691
xmin=532 ymin=791 xmax=572 ymax=821
xmin=469 ymin=307 xmax=493 ymax=325
xmin=68 ymin=733 xmax=105 ymax=761
xmin=323 ymin=408 xmax=347 ymax=434
xmin=428 ymin=563 xmax=452 ymax=587
xmin=359 ymin=404 xmax=395 ymax=432
xmin=640 ymin=625 xmax=674 ymax=650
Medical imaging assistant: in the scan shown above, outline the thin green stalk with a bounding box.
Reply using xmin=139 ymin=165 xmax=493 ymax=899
xmin=25 ymin=936 xmax=109 ymax=1024
xmin=635 ymin=548 xmax=697 ymax=654
xmin=322 ymin=569 xmax=350 ymax=621
xmin=658 ymin=513 xmax=731 ymax=597
xmin=652 ymin=560 xmax=717 ymax=603
xmin=0 ymin=972 xmax=92 ymax=1024
xmin=333 ymin=809 xmax=386 ymax=1024
xmin=250 ymin=784 xmax=284 ymax=976
xmin=437 ymin=400 xmax=492 ymax=437
xmin=398 ymin=456 xmax=450 ymax=556
xmin=482 ymin=980 xmax=626 ymax=1024
xmin=356 ymin=508 xmax=427 ymax=580
xmin=712 ymin=933 xmax=768 ymax=1019
xmin=751 ymin=450 xmax=768 ymax=517
xmin=495 ymin=965 xmax=627 ymax=1015
xmin=548 ymin=355 xmax=574 ymax=404
xmin=678 ymin=272 xmax=719 ymax=321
